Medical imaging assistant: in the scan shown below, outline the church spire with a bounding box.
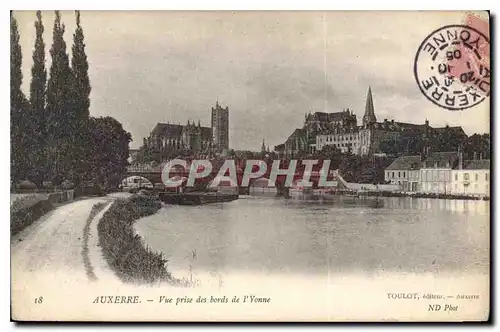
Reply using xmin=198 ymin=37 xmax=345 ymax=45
xmin=261 ymin=139 xmax=266 ymax=153
xmin=362 ymin=86 xmax=377 ymax=126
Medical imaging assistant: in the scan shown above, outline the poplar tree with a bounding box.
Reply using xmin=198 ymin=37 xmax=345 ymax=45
xmin=71 ymin=10 xmax=91 ymax=119
xmin=11 ymin=13 xmax=24 ymax=109
xmin=29 ymin=10 xmax=47 ymax=186
xmin=71 ymin=10 xmax=92 ymax=184
xmin=46 ymin=11 xmax=77 ymax=184
xmin=10 ymin=12 xmax=29 ymax=184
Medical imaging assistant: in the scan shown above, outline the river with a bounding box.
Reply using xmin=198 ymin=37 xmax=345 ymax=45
xmin=134 ymin=196 xmax=489 ymax=288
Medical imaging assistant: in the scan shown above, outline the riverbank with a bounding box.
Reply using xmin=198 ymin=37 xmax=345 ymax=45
xmin=358 ymin=191 xmax=490 ymax=201
xmin=289 ymin=189 xmax=490 ymax=201
xmin=97 ymin=195 xmax=192 ymax=286
xmin=10 ymin=190 xmax=75 ymax=236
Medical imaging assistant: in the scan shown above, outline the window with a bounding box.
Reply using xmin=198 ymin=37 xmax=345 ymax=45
xmin=475 ymin=173 xmax=478 ymax=181
xmin=464 ymin=173 xmax=469 ymax=181
xmin=486 ymin=173 xmax=489 ymax=181
xmin=392 ymin=172 xmax=395 ymax=178
xmin=439 ymin=170 xmax=445 ymax=181
xmin=403 ymin=171 xmax=406 ymax=178
xmin=398 ymin=171 xmax=400 ymax=177
xmin=455 ymin=174 xmax=458 ymax=181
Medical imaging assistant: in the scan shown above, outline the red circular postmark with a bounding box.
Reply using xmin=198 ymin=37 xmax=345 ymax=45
xmin=414 ymin=23 xmax=490 ymax=111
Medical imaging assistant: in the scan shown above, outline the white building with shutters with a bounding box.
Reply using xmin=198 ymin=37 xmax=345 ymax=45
xmin=450 ymin=159 xmax=490 ymax=197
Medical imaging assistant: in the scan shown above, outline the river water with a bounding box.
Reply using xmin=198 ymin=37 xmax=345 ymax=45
xmin=134 ymin=196 xmax=489 ymax=287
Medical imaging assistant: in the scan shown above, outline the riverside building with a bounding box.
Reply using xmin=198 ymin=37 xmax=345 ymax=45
xmin=138 ymin=101 xmax=230 ymax=162
xmin=277 ymin=87 xmax=467 ymax=157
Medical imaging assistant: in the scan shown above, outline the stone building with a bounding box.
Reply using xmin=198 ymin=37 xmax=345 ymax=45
xmin=139 ymin=101 xmax=230 ymax=162
xmin=385 ymin=155 xmax=422 ymax=192
xmin=315 ymin=87 xmax=403 ymax=155
xmin=277 ymin=86 xmax=469 ymax=158
xmin=450 ymin=159 xmax=490 ymax=197
xmin=385 ymin=151 xmax=490 ymax=197
xmin=281 ymin=109 xmax=357 ymax=157
xmin=211 ymin=101 xmax=229 ymax=153
xmin=314 ymin=87 xmax=467 ymax=156
xmin=144 ymin=121 xmax=213 ymax=161
xmin=418 ymin=151 xmax=459 ymax=194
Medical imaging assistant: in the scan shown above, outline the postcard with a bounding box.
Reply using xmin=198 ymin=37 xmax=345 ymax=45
xmin=10 ymin=10 xmax=490 ymax=322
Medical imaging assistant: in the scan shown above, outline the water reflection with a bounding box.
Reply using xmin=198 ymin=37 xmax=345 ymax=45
xmin=134 ymin=196 xmax=489 ymax=280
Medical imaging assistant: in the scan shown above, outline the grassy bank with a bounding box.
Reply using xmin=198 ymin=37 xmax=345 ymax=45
xmin=11 ymin=198 xmax=53 ymax=236
xmin=11 ymin=190 xmax=77 ymax=236
xmin=97 ymin=195 xmax=190 ymax=285
xmin=82 ymin=202 xmax=108 ymax=281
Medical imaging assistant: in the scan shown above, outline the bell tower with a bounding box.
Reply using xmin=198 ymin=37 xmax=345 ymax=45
xmin=362 ymin=87 xmax=377 ymax=126
xmin=211 ymin=100 xmax=229 ymax=153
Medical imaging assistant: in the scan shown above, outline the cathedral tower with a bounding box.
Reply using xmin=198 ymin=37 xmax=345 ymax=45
xmin=362 ymin=87 xmax=377 ymax=126
xmin=211 ymin=101 xmax=229 ymax=153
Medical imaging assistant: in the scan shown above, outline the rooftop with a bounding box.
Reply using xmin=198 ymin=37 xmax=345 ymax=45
xmin=386 ymin=155 xmax=422 ymax=170
xmin=462 ymin=159 xmax=490 ymax=170
xmin=433 ymin=126 xmax=467 ymax=137
xmin=308 ymin=110 xmax=355 ymax=123
xmin=422 ymin=152 xmax=459 ymax=169
xmin=151 ymin=122 xmax=212 ymax=139
xmin=286 ymin=128 xmax=305 ymax=142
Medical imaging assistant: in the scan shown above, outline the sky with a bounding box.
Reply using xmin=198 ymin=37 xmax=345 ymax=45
xmin=14 ymin=11 xmax=490 ymax=150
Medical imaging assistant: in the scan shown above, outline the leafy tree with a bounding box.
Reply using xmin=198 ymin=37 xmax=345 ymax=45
xmin=378 ymin=139 xmax=399 ymax=156
xmin=28 ymin=10 xmax=48 ymax=187
xmin=360 ymin=155 xmax=394 ymax=184
xmin=464 ymin=133 xmax=490 ymax=160
xmin=338 ymin=154 xmax=394 ymax=184
xmin=432 ymin=125 xmax=467 ymax=153
xmin=314 ymin=145 xmax=343 ymax=170
xmin=339 ymin=153 xmax=363 ymax=182
xmin=378 ymin=131 xmax=427 ymax=157
xmin=88 ymin=117 xmax=132 ymax=189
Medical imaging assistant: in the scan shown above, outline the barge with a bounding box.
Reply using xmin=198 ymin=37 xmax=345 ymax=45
xmin=158 ymin=192 xmax=239 ymax=205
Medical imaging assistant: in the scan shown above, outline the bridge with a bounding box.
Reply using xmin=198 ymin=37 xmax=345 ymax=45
xmin=124 ymin=160 xmax=341 ymax=194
